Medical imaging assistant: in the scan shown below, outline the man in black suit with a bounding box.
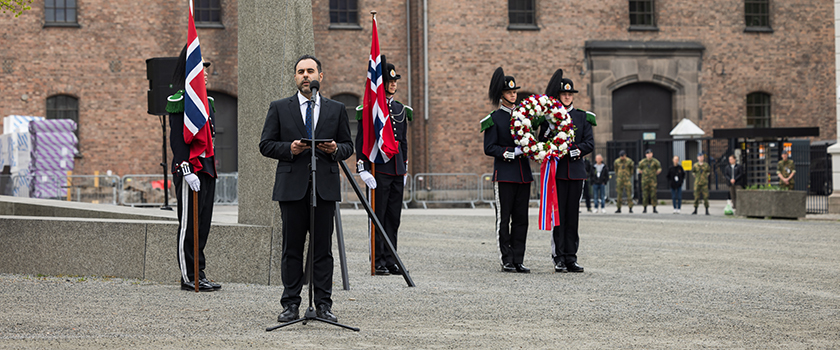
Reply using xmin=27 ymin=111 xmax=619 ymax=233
xmin=259 ymin=55 xmax=354 ymax=323
xmin=723 ymin=154 xmax=744 ymax=209
xmin=542 ymin=69 xmax=594 ymax=273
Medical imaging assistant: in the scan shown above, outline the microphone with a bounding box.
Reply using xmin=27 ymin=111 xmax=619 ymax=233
xmin=308 ymin=80 xmax=320 ymax=102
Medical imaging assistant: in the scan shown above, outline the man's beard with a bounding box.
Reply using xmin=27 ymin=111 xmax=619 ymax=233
xmin=297 ymin=80 xmax=311 ymax=94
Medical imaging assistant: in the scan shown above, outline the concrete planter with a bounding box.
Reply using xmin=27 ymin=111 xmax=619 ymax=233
xmin=737 ymin=189 xmax=806 ymax=219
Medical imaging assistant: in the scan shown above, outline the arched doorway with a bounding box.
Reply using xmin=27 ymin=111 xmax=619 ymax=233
xmin=611 ymin=83 xmax=673 ymax=141
xmin=207 ymin=91 xmax=238 ymax=173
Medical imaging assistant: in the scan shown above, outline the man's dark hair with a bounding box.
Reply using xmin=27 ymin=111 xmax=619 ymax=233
xmin=294 ymin=54 xmax=322 ymax=73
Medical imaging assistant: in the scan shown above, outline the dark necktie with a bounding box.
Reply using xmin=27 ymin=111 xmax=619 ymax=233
xmin=305 ymin=100 xmax=313 ymax=138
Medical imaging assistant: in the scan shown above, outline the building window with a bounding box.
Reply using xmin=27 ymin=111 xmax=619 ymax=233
xmin=629 ymin=0 xmax=656 ymax=29
xmin=332 ymin=93 xmax=360 ymax=143
xmin=44 ymin=0 xmax=78 ymax=26
xmin=746 ymin=92 xmax=771 ymax=128
xmin=193 ymin=0 xmax=223 ymax=27
xmin=46 ymin=95 xmax=80 ymax=152
xmin=508 ymin=0 xmax=537 ymax=29
xmin=330 ymin=0 xmax=358 ymax=25
xmin=745 ymin=0 xmax=770 ymax=30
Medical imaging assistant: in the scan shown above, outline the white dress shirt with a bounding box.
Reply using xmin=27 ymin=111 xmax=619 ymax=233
xmin=296 ymin=91 xmax=320 ymax=135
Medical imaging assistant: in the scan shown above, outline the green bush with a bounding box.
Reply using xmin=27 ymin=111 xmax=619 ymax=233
xmin=744 ymin=184 xmax=784 ymax=191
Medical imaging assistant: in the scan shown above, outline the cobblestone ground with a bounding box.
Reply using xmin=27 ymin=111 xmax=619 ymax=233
xmin=1 ymin=209 xmax=839 ymax=349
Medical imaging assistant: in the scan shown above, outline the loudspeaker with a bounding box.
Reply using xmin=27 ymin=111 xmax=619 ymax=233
xmin=146 ymin=57 xmax=179 ymax=116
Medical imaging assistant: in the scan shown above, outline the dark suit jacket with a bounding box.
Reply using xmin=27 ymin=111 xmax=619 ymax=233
xmin=540 ymin=109 xmax=595 ymax=180
xmin=259 ymin=94 xmax=354 ymax=202
xmin=723 ymin=163 xmax=744 ymax=187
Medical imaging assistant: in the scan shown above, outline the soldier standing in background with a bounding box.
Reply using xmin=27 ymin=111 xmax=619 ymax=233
xmin=638 ymin=149 xmax=661 ymax=214
xmin=613 ymin=150 xmax=634 ymax=214
xmin=777 ymin=152 xmax=796 ymax=191
xmin=692 ymin=152 xmax=711 ymax=215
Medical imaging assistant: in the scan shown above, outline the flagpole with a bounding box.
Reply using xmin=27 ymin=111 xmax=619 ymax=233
xmin=368 ymin=10 xmax=378 ymax=276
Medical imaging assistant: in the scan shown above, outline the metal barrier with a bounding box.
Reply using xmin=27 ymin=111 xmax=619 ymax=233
xmin=64 ymin=175 xmax=120 ymax=204
xmin=479 ymin=172 xmax=542 ymax=209
xmin=215 ymin=173 xmax=238 ymax=205
xmin=0 ymin=174 xmax=120 ymax=204
xmin=340 ymin=171 xmax=411 ymax=209
xmin=413 ymin=173 xmax=479 ymax=209
xmin=121 ymin=173 xmax=238 ymax=207
xmin=120 ymin=174 xmax=170 ymax=207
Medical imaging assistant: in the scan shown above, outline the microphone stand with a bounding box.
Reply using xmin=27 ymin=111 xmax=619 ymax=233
xmin=267 ymin=87 xmax=359 ymax=332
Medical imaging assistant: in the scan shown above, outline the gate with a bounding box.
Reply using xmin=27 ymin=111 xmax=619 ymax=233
xmin=808 ymin=142 xmax=834 ymax=214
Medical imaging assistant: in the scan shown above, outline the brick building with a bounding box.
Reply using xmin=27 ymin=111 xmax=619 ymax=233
xmin=0 ymin=0 xmax=238 ymax=176
xmin=1 ymin=0 xmax=835 ymax=179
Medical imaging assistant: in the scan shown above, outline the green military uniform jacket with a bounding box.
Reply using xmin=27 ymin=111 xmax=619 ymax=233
xmin=692 ymin=162 xmax=711 ymax=189
xmin=638 ymin=158 xmax=661 ymax=184
xmin=614 ymin=157 xmax=635 ymax=181
xmin=777 ymin=159 xmax=795 ymax=189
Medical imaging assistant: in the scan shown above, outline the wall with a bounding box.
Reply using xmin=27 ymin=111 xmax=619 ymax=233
xmin=0 ymin=0 xmax=238 ymax=177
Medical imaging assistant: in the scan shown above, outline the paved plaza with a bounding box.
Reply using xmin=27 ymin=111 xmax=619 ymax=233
xmin=1 ymin=203 xmax=839 ymax=349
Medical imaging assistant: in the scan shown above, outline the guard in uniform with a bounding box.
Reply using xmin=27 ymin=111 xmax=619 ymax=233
xmin=614 ymin=150 xmax=634 ymax=213
xmin=777 ymin=151 xmax=796 ymax=190
xmin=482 ymin=67 xmax=532 ymax=273
xmin=168 ymin=48 xmax=219 ymax=292
xmin=692 ymin=152 xmax=711 ymax=215
xmin=638 ymin=149 xmax=661 ymax=213
xmin=355 ymin=58 xmax=413 ymax=276
xmin=542 ymin=69 xmax=594 ymax=273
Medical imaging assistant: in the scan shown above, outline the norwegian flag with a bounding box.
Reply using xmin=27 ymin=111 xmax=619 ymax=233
xmin=361 ymin=16 xmax=399 ymax=164
xmin=183 ymin=0 xmax=214 ymax=171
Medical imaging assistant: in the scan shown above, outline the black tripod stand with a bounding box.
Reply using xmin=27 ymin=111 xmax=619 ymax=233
xmin=158 ymin=114 xmax=173 ymax=211
xmin=266 ymin=138 xmax=359 ymax=332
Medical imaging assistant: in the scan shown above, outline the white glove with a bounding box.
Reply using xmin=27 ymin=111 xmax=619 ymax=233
xmin=503 ymin=150 xmax=515 ymax=160
xmin=184 ymin=173 xmax=201 ymax=192
xmin=570 ymin=148 xmax=581 ymax=158
xmin=514 ymin=146 xmax=523 ymax=156
xmin=403 ymin=174 xmax=408 ymax=186
xmin=360 ymin=171 xmax=377 ymax=189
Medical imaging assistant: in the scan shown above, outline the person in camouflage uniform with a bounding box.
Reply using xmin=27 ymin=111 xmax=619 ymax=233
xmin=613 ymin=150 xmax=634 ymax=213
xmin=638 ymin=149 xmax=661 ymax=213
xmin=777 ymin=152 xmax=796 ymax=190
xmin=692 ymin=152 xmax=711 ymax=215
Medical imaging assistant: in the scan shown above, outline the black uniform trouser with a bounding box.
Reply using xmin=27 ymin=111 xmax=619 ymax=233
xmin=553 ymin=179 xmax=583 ymax=265
xmin=174 ymin=171 xmax=216 ymax=283
xmin=278 ymin=188 xmax=335 ymax=309
xmin=494 ymin=182 xmax=530 ymax=265
xmin=582 ymin=179 xmax=591 ymax=209
xmin=373 ymin=172 xmax=404 ymax=267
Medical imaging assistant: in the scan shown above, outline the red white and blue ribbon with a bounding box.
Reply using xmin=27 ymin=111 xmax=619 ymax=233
xmin=361 ymin=15 xmax=399 ymax=164
xmin=183 ymin=0 xmax=214 ymax=171
xmin=539 ymin=156 xmax=560 ymax=230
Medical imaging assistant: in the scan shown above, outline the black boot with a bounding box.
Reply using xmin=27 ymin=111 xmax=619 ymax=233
xmin=653 ymin=207 xmax=658 ymax=214
xmin=705 ymin=207 xmax=710 ymax=215
xmin=629 ymin=208 xmax=633 ymax=213
xmin=692 ymin=207 xmax=698 ymax=215
xmin=615 ymin=208 xmax=621 ymax=213
xmin=642 ymin=206 xmax=647 ymax=213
